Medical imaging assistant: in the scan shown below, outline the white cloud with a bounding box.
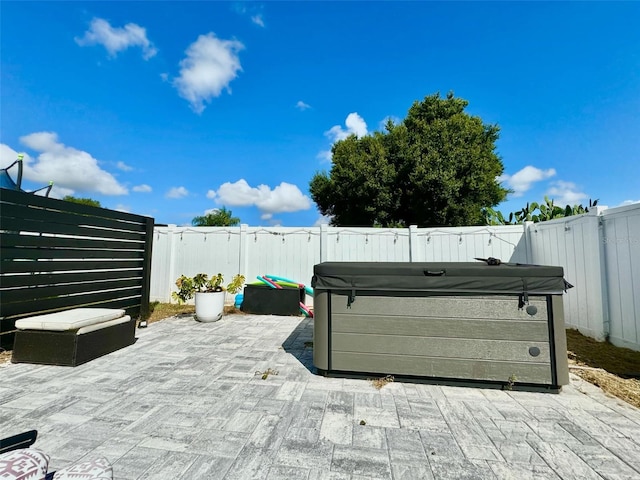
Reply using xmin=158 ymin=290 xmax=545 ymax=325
xmin=0 ymin=144 xmax=29 ymax=169
xmin=75 ymin=18 xmax=157 ymax=59
xmin=173 ymin=33 xmax=244 ymax=114
xmin=251 ymin=14 xmax=265 ymax=27
xmin=233 ymin=3 xmax=266 ymax=27
xmin=260 ymin=213 xmax=273 ymax=220
xmin=166 ymin=186 xmax=189 ymax=199
xmin=500 ymin=165 xmax=556 ymax=197
xmin=1 ymin=133 xmax=127 ymax=195
xmin=115 ymin=204 xmax=131 ymax=212
xmin=313 ymin=214 xmax=332 ymax=226
xmin=296 ymin=100 xmax=311 ymax=111
xmin=620 ymin=199 xmax=640 ymax=206
xmin=212 ymin=179 xmax=311 ymax=214
xmin=49 ymin=185 xmax=75 ymax=199
xmin=325 ymin=112 xmax=368 ymax=143
xmin=378 ymin=116 xmax=401 ymax=131
xmin=316 ymin=150 xmax=332 ymax=163
xmin=206 ymin=189 xmax=217 ymax=199
xmin=133 ymin=184 xmax=152 ymax=193
xmin=116 ymin=161 xmax=133 ymax=171
xmin=545 ymin=181 xmax=588 ymax=206
xmin=160 ymin=73 xmax=169 ymax=82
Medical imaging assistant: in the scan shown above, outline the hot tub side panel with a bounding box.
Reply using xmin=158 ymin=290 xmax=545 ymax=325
xmin=328 ymin=294 xmax=558 ymax=385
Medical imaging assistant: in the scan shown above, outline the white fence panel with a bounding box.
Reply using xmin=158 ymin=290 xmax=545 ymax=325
xmin=325 ymin=228 xmax=411 ymax=262
xmin=415 ymin=226 xmax=528 ymax=263
xmin=245 ymin=227 xmax=321 ymax=287
xmin=150 ymin=226 xmax=242 ymax=303
xmin=149 ymin=229 xmax=172 ymax=302
xmin=602 ymin=204 xmax=640 ymax=350
xmin=527 ymin=212 xmax=607 ymax=341
xmin=149 ymin=213 xmax=640 ymax=351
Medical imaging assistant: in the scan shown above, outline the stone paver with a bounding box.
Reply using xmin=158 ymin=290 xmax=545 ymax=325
xmin=2 ymin=314 xmax=639 ymax=479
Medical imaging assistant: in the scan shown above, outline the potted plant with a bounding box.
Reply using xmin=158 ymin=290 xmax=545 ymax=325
xmin=172 ymin=273 xmax=245 ymax=323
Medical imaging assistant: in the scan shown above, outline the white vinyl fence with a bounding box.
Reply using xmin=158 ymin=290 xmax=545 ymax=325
xmin=151 ymin=203 xmax=640 ymax=351
xmin=528 ymin=204 xmax=639 ymax=351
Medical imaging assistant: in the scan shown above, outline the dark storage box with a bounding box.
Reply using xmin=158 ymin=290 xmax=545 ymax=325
xmin=312 ymin=262 xmax=571 ymax=391
xmin=241 ymin=284 xmax=304 ymax=316
xmin=12 ymin=318 xmax=136 ymax=367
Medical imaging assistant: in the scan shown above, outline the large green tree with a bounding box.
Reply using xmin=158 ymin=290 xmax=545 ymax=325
xmin=192 ymin=206 xmax=240 ymax=226
xmin=310 ymin=92 xmax=508 ymax=227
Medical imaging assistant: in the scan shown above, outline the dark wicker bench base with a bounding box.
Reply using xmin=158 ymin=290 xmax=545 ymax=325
xmin=11 ymin=319 xmax=136 ymax=367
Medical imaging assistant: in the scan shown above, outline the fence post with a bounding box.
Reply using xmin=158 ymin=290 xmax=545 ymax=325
xmin=409 ymin=225 xmax=419 ymax=262
xmin=140 ymin=216 xmax=154 ymax=318
xmin=523 ymin=221 xmax=534 ymax=264
xmin=320 ymin=223 xmax=329 ymax=262
xmin=167 ymin=225 xmax=177 ymax=301
xmin=239 ymin=224 xmax=249 ymax=275
xmin=591 ymin=207 xmax=611 ymax=339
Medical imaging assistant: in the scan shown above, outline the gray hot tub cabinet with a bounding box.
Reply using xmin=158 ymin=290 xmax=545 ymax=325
xmin=312 ymin=262 xmax=571 ymax=391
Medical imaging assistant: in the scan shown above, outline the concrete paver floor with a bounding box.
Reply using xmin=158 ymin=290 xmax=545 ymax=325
xmin=2 ymin=314 xmax=639 ymax=479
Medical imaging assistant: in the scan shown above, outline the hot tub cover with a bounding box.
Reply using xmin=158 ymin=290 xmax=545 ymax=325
xmin=312 ymin=262 xmax=573 ymax=295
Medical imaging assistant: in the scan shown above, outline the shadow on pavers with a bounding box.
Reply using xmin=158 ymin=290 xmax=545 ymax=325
xmin=281 ymin=317 xmax=315 ymax=374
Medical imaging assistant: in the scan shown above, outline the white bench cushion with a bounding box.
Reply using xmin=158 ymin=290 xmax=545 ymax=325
xmin=15 ymin=308 xmax=126 ymax=331
xmin=77 ymin=315 xmax=131 ymax=335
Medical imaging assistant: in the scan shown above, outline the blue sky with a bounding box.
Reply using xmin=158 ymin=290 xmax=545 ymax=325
xmin=1 ymin=1 xmax=638 ymax=226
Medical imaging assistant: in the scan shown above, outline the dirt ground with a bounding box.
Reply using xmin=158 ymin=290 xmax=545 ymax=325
xmin=566 ymin=328 xmax=640 ymax=409
xmin=2 ymin=309 xmax=639 ymax=409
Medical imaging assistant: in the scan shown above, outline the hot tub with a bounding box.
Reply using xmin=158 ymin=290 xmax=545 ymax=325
xmin=311 ymin=262 xmax=572 ymax=391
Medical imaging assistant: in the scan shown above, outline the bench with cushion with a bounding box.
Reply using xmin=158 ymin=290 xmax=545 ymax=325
xmin=11 ymin=308 xmax=136 ymax=367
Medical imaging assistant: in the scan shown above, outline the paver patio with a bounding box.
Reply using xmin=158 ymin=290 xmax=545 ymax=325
xmin=1 ymin=314 xmax=639 ymax=479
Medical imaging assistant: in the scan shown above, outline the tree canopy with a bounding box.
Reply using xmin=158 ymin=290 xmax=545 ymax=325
xmin=62 ymin=195 xmax=102 ymax=208
xmin=192 ymin=206 xmax=240 ymax=226
xmin=310 ymin=92 xmax=509 ymax=227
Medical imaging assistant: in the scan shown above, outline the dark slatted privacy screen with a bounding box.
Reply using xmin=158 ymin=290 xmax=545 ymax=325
xmin=1 ymin=189 xmax=153 ymax=349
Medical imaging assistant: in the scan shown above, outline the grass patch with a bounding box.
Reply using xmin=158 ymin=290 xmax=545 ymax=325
xmin=145 ymin=301 xmax=194 ymax=323
xmin=567 ymin=329 xmax=640 ymax=409
xmin=370 ymin=375 xmax=395 ymax=390
xmin=0 ymin=350 xmax=11 ymax=364
xmin=144 ymin=301 xmax=241 ymax=324
xmin=255 ymin=368 xmax=279 ymax=380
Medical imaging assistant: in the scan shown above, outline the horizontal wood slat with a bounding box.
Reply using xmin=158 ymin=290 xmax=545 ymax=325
xmin=1 ymin=217 xmax=145 ymax=241
xmin=330 ymin=294 xmax=548 ymax=321
xmin=1 ymin=247 xmax=144 ymax=261
xmin=1 ymin=278 xmax=143 ymax=304
xmin=1 ymin=188 xmax=148 ymax=223
xmin=331 ymin=352 xmax=553 ymax=384
xmin=332 ymin=332 xmax=551 ymax=363
xmin=0 ymin=270 xmax=142 ymax=288
xmin=2 ymin=202 xmax=147 ymax=233
xmin=1 ymin=259 xmax=144 ymax=274
xmin=1 ymin=233 xmax=142 ymax=250
xmin=331 ymin=314 xmax=550 ymax=341
xmin=0 ymin=287 xmax=142 ymax=318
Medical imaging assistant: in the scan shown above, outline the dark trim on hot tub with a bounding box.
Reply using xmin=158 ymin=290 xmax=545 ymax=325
xmin=317 ymin=369 xmax=562 ymax=393
xmin=327 ymin=290 xmax=332 ymax=372
xmin=546 ymin=295 xmax=558 ymax=387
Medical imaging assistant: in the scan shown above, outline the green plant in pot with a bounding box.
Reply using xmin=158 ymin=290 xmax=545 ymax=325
xmin=172 ymin=273 xmax=245 ymax=322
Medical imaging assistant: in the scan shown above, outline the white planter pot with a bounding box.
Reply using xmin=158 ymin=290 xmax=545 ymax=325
xmin=195 ymin=291 xmax=225 ymax=322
